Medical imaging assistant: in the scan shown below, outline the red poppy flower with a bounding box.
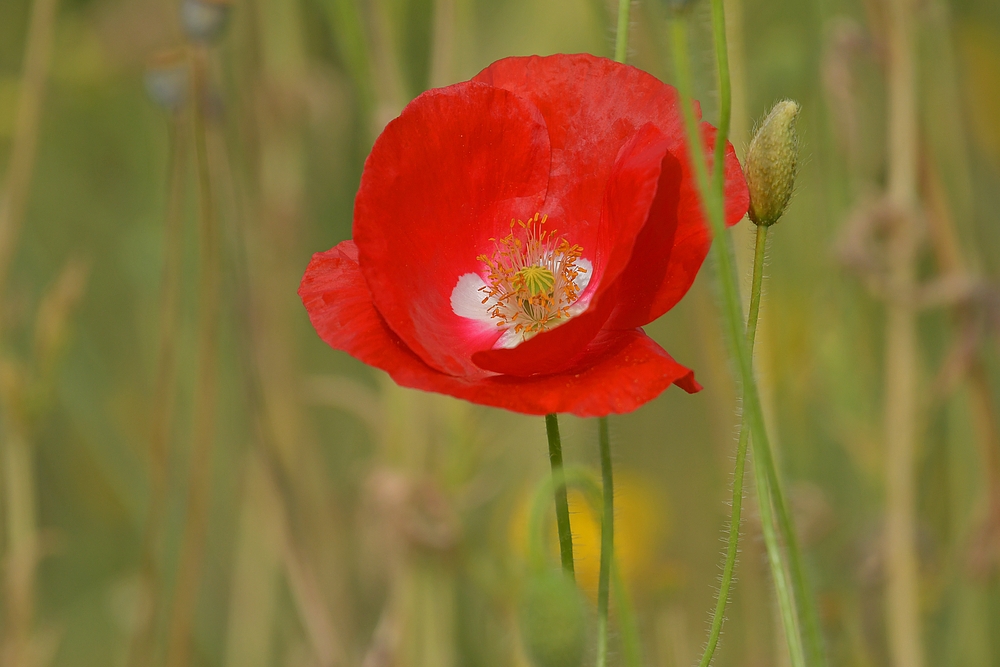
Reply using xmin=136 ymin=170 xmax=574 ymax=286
xmin=299 ymin=54 xmax=748 ymax=417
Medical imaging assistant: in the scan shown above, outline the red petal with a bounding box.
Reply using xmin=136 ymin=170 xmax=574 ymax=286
xmin=474 ymin=54 xmax=689 ymax=245
xmin=354 ymin=81 xmax=551 ymax=377
xmin=608 ymin=122 xmax=749 ymax=329
xmin=299 ymin=243 xmax=698 ymax=417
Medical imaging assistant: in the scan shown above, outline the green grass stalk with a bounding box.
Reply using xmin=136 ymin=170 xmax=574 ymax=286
xmin=545 ymin=414 xmax=575 ymax=577
xmin=883 ymin=0 xmax=923 ymax=664
xmin=614 ymin=0 xmax=631 ymax=64
xmin=2 ymin=425 xmax=37 ymax=667
xmin=127 ymin=113 xmax=189 ymax=667
xmin=164 ymin=48 xmax=222 ymax=667
xmin=0 ymin=0 xmax=60 ymax=660
xmin=597 ymin=417 xmax=614 ymax=667
xmin=595 ymin=6 xmax=632 ymax=663
xmin=709 ymin=0 xmax=827 ymax=660
xmin=612 ymin=560 xmax=643 ymax=667
xmin=668 ymin=16 xmax=806 ymax=667
xmin=0 ymin=0 xmax=59 ymax=319
xmin=696 ymin=225 xmax=766 ymax=666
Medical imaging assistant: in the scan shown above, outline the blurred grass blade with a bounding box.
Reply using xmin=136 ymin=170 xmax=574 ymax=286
xmin=0 ymin=0 xmax=60 ymax=317
xmin=319 ymin=0 xmax=376 ymax=123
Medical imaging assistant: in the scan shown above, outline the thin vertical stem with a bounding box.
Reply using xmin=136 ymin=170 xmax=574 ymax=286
xmin=883 ymin=0 xmax=922 ymax=664
xmin=2 ymin=426 xmax=36 ymax=667
xmin=596 ymin=10 xmax=630 ymax=666
xmin=752 ymin=429 xmax=805 ymax=667
xmin=697 ymin=224 xmax=767 ymax=667
xmin=772 ymin=448 xmax=827 ymax=667
xmin=614 ymin=0 xmax=631 ymax=64
xmin=164 ymin=47 xmax=221 ymax=667
xmin=883 ymin=0 xmax=921 ymax=664
xmin=707 ymin=0 xmax=827 ymax=662
xmin=668 ymin=17 xmax=806 ymax=667
xmin=0 ymin=0 xmax=59 ymax=318
xmin=429 ymin=0 xmax=456 ymax=88
xmin=0 ymin=0 xmax=60 ymax=661
xmin=612 ymin=560 xmax=643 ymax=667
xmin=128 ymin=114 xmax=189 ymax=667
xmin=545 ymin=414 xmax=574 ymax=577
xmin=709 ymin=0 xmax=731 ymax=190
xmin=596 ymin=417 xmax=613 ymax=667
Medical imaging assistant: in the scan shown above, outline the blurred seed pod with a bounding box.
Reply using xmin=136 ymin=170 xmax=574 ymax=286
xmin=746 ymin=99 xmax=801 ymax=226
xmin=519 ymin=570 xmax=587 ymax=667
xmin=144 ymin=49 xmax=189 ymax=112
xmin=180 ymin=0 xmax=232 ymax=44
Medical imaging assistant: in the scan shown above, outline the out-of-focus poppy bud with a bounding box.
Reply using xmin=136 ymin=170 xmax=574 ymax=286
xmin=519 ymin=570 xmax=587 ymax=667
xmin=144 ymin=49 xmax=188 ymax=112
xmin=181 ymin=0 xmax=232 ymax=44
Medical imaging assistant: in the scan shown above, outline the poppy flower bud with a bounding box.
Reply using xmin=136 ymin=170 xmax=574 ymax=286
xmin=144 ymin=50 xmax=189 ymax=112
xmin=180 ymin=0 xmax=232 ymax=44
xmin=519 ymin=571 xmax=587 ymax=667
xmin=746 ymin=100 xmax=800 ymax=226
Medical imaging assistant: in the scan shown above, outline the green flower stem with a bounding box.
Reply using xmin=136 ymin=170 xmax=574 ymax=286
xmin=528 ymin=466 xmax=597 ymax=563
xmin=668 ymin=17 xmax=806 ymax=667
xmin=613 ymin=560 xmax=643 ymax=667
xmin=708 ymin=0 xmax=827 ymax=662
xmin=614 ymin=0 xmax=631 ymax=64
xmin=545 ymin=414 xmax=575 ymax=577
xmin=597 ymin=417 xmax=614 ymax=667
xmin=771 ymin=434 xmax=827 ymax=667
xmin=709 ymin=0 xmax=731 ymax=200
xmin=526 ymin=466 xmax=641 ymax=667
xmin=696 ymin=228 xmax=763 ymax=667
xmin=741 ymin=231 xmax=810 ymax=667
xmin=597 ymin=5 xmax=631 ymax=660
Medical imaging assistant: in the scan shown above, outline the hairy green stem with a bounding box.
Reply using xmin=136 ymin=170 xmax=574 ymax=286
xmin=709 ymin=0 xmax=731 ymax=198
xmin=613 ymin=560 xmax=643 ymax=667
xmin=709 ymin=0 xmax=827 ymax=661
xmin=773 ymin=442 xmax=827 ymax=667
xmin=668 ymin=17 xmax=806 ymax=667
xmin=740 ymin=232 xmax=808 ymax=667
xmin=545 ymin=414 xmax=575 ymax=577
xmin=596 ymin=7 xmax=631 ymax=662
xmin=697 ymin=224 xmax=767 ymax=666
xmin=614 ymin=0 xmax=631 ymax=63
xmin=526 ymin=466 xmax=641 ymax=667
xmin=597 ymin=417 xmax=614 ymax=667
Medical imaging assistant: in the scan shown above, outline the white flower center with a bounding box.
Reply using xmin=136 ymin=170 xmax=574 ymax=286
xmin=451 ymin=213 xmax=592 ymax=349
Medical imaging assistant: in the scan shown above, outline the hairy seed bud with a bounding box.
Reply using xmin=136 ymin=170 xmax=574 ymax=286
xmin=746 ymin=100 xmax=801 ymax=226
xmin=519 ymin=571 xmax=587 ymax=667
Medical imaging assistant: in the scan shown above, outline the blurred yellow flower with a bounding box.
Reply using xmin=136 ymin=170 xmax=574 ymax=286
xmin=509 ymin=470 xmax=683 ymax=600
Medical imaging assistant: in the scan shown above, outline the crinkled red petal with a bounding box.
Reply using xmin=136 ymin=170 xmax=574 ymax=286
xmin=474 ymin=54 xmax=689 ymax=245
xmin=299 ymin=242 xmax=699 ymax=417
xmin=354 ymin=81 xmax=551 ymax=378
xmin=607 ymin=122 xmax=749 ymax=330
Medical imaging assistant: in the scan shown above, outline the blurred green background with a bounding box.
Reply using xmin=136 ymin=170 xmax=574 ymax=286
xmin=1 ymin=0 xmax=1000 ymax=665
